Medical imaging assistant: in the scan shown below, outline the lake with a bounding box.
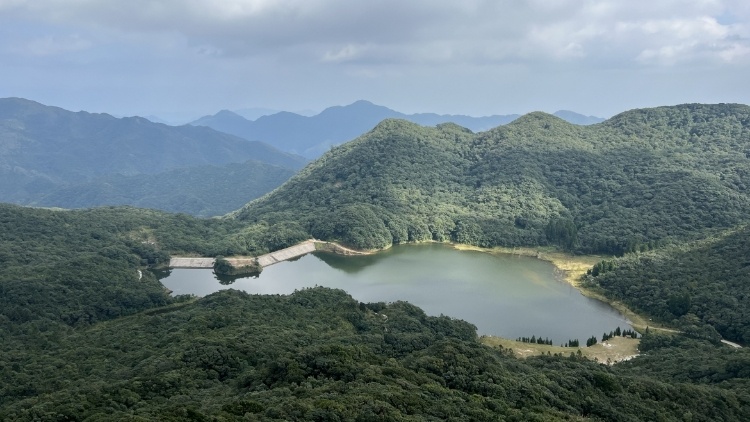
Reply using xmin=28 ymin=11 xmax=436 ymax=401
xmin=159 ymin=243 xmax=632 ymax=344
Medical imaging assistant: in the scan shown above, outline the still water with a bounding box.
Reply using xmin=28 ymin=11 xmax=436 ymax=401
xmin=159 ymin=244 xmax=631 ymax=344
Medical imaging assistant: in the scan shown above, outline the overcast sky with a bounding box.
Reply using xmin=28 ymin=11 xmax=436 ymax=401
xmin=1 ymin=0 xmax=749 ymax=122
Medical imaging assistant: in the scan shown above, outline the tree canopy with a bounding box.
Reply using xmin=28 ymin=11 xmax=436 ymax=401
xmin=235 ymin=104 xmax=750 ymax=255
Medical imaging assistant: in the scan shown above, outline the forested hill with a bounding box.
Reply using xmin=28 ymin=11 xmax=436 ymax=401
xmin=586 ymin=224 xmax=750 ymax=344
xmin=31 ymin=159 xmax=297 ymax=217
xmin=234 ymin=103 xmax=750 ymax=254
xmin=0 ymin=97 xmax=306 ymax=205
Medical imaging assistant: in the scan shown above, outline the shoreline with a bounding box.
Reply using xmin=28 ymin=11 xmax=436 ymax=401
xmin=171 ymin=238 xmax=660 ymax=334
xmin=448 ymin=243 xmax=665 ymax=333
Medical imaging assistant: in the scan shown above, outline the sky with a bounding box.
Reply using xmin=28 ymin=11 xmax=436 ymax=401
xmin=1 ymin=0 xmax=749 ymax=123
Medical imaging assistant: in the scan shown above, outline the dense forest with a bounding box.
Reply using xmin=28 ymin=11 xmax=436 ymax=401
xmin=585 ymin=225 xmax=750 ymax=344
xmin=33 ymin=160 xmax=296 ymax=217
xmin=2 ymin=281 xmax=749 ymax=420
xmin=2 ymin=103 xmax=750 ymax=419
xmin=235 ymin=104 xmax=750 ymax=255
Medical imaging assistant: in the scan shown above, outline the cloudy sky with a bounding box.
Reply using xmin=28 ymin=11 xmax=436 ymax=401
xmin=1 ymin=0 xmax=749 ymax=122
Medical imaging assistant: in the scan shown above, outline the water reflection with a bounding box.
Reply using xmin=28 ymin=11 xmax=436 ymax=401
xmin=159 ymin=244 xmax=632 ymax=344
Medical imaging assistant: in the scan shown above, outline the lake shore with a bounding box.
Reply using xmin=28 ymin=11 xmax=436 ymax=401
xmin=172 ymin=238 xmax=661 ymax=336
xmin=449 ymin=243 xmax=664 ymax=333
xmin=481 ymin=334 xmax=640 ymax=363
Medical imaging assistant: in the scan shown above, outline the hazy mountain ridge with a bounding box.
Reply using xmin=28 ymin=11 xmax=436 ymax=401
xmin=191 ymin=100 xmax=603 ymax=158
xmin=33 ymin=159 xmax=297 ymax=217
xmin=0 ymin=97 xmax=306 ymax=208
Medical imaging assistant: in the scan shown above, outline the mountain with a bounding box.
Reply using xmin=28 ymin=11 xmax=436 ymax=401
xmin=2 ymin=95 xmax=750 ymax=419
xmin=234 ymin=103 xmax=750 ymax=255
xmin=587 ymin=224 xmax=750 ymax=344
xmin=553 ymin=110 xmax=606 ymax=125
xmin=33 ymin=159 xmax=297 ymax=217
xmin=190 ymin=100 xmax=602 ymax=158
xmin=232 ymin=106 xmax=282 ymax=120
xmin=0 ymin=97 xmax=306 ymax=206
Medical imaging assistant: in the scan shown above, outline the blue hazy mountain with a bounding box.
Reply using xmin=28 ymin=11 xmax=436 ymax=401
xmin=191 ymin=100 xmax=604 ymax=158
xmin=0 ymin=97 xmax=306 ymax=207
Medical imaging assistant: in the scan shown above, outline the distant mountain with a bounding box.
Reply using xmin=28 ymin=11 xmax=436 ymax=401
xmin=0 ymin=97 xmax=306 ymax=206
xmin=232 ymin=107 xmax=281 ymax=120
xmin=33 ymin=159 xmax=296 ymax=217
xmin=553 ymin=110 xmax=605 ymax=125
xmin=407 ymin=112 xmax=519 ymax=130
xmin=191 ymin=100 xmax=601 ymax=159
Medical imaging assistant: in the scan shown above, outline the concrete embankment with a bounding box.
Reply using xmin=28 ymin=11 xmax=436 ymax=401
xmin=256 ymin=240 xmax=317 ymax=267
xmin=169 ymin=239 xmax=362 ymax=269
xmin=170 ymin=257 xmax=216 ymax=268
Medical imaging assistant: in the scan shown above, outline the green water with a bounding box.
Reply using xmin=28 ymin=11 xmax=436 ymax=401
xmin=160 ymin=243 xmax=632 ymax=343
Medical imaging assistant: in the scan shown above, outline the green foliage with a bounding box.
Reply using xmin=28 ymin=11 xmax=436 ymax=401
xmin=0 ymin=97 xmax=306 ymax=206
xmin=617 ymin=333 xmax=750 ymax=390
xmin=213 ymin=256 xmax=261 ymax=278
xmin=0 ymin=203 xmax=286 ymax=329
xmin=2 ymin=288 xmax=749 ymax=421
xmin=235 ymin=104 xmax=750 ymax=253
xmin=2 ymin=103 xmax=750 ymax=420
xmin=34 ymin=159 xmax=297 ymax=217
xmin=587 ymin=225 xmax=750 ymax=343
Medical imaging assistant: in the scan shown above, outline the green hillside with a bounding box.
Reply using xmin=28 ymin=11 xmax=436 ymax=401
xmin=3 ymin=287 xmax=749 ymax=421
xmin=235 ymin=104 xmax=750 ymax=254
xmin=33 ymin=160 xmax=296 ymax=217
xmin=2 ymin=103 xmax=750 ymax=419
xmin=585 ymin=225 xmax=750 ymax=344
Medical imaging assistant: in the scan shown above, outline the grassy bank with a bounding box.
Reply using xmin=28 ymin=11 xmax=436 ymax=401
xmin=482 ymin=335 xmax=641 ymax=364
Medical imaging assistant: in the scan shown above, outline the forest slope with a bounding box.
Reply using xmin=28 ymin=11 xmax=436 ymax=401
xmin=585 ymin=225 xmax=750 ymax=344
xmin=0 ymin=97 xmax=305 ymax=206
xmin=2 ymin=286 xmax=749 ymax=421
xmin=1 ymin=196 xmax=749 ymax=419
xmin=235 ymin=104 xmax=750 ymax=255
xmin=32 ymin=159 xmax=296 ymax=217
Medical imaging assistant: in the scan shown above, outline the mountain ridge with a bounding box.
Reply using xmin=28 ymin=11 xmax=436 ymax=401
xmin=190 ymin=100 xmax=604 ymax=158
xmin=0 ymin=97 xmax=306 ymax=206
xmin=234 ymin=103 xmax=750 ymax=255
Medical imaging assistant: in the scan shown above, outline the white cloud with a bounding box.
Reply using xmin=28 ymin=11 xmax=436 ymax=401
xmin=1 ymin=0 xmax=748 ymax=117
xmin=1 ymin=0 xmax=748 ymax=67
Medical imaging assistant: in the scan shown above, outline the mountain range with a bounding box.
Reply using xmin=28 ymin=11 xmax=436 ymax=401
xmin=2 ymin=101 xmax=750 ymax=420
xmin=190 ymin=100 xmax=605 ymax=158
xmin=234 ymin=103 xmax=750 ymax=256
xmin=0 ymin=97 xmax=306 ymax=214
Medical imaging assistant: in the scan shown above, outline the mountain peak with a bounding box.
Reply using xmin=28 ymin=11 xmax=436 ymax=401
xmin=509 ymin=111 xmax=567 ymax=125
xmin=215 ymin=109 xmax=243 ymax=118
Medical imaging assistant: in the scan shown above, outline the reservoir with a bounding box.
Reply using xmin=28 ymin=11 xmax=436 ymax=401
xmin=159 ymin=244 xmax=632 ymax=344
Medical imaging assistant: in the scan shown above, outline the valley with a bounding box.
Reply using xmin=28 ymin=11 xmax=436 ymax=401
xmin=5 ymin=2 xmax=750 ymax=419
xmin=1 ymin=102 xmax=749 ymax=420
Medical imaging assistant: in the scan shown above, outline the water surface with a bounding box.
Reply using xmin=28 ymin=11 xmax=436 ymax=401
xmin=160 ymin=244 xmax=631 ymax=344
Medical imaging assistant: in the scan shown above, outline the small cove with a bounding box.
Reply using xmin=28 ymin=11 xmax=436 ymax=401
xmin=159 ymin=243 xmax=632 ymax=344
